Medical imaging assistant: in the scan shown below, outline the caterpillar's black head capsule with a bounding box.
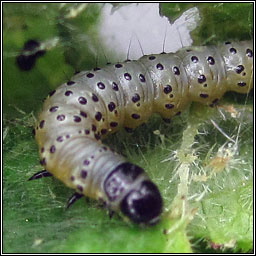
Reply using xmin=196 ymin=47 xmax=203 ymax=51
xmin=120 ymin=180 xmax=162 ymax=225
xmin=104 ymin=162 xmax=163 ymax=225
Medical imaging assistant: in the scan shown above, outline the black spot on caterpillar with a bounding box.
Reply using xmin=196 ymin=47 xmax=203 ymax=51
xmin=16 ymin=39 xmax=46 ymax=71
xmin=31 ymin=40 xmax=253 ymax=225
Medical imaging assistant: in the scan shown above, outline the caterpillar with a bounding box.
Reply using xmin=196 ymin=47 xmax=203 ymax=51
xmin=30 ymin=40 xmax=253 ymax=225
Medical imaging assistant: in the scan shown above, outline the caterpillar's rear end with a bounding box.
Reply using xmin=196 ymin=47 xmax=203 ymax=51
xmin=32 ymin=40 xmax=253 ymax=225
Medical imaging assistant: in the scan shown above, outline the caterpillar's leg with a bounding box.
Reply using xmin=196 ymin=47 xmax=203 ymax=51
xmin=66 ymin=192 xmax=83 ymax=209
xmin=99 ymin=200 xmax=115 ymax=219
xmin=28 ymin=169 xmax=53 ymax=180
xmin=97 ymin=198 xmax=115 ymax=219
xmin=108 ymin=209 xmax=115 ymax=219
xmin=124 ymin=127 xmax=134 ymax=133
xmin=162 ymin=118 xmax=171 ymax=123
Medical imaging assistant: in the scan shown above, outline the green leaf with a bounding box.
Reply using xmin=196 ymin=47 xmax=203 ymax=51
xmin=161 ymin=2 xmax=253 ymax=43
xmin=3 ymin=3 xmax=253 ymax=253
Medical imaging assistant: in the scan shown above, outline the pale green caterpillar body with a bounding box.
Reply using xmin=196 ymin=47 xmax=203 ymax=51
xmin=31 ymin=40 xmax=253 ymax=225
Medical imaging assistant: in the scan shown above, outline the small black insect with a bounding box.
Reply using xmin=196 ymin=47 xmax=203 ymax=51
xmin=16 ymin=39 xmax=46 ymax=71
